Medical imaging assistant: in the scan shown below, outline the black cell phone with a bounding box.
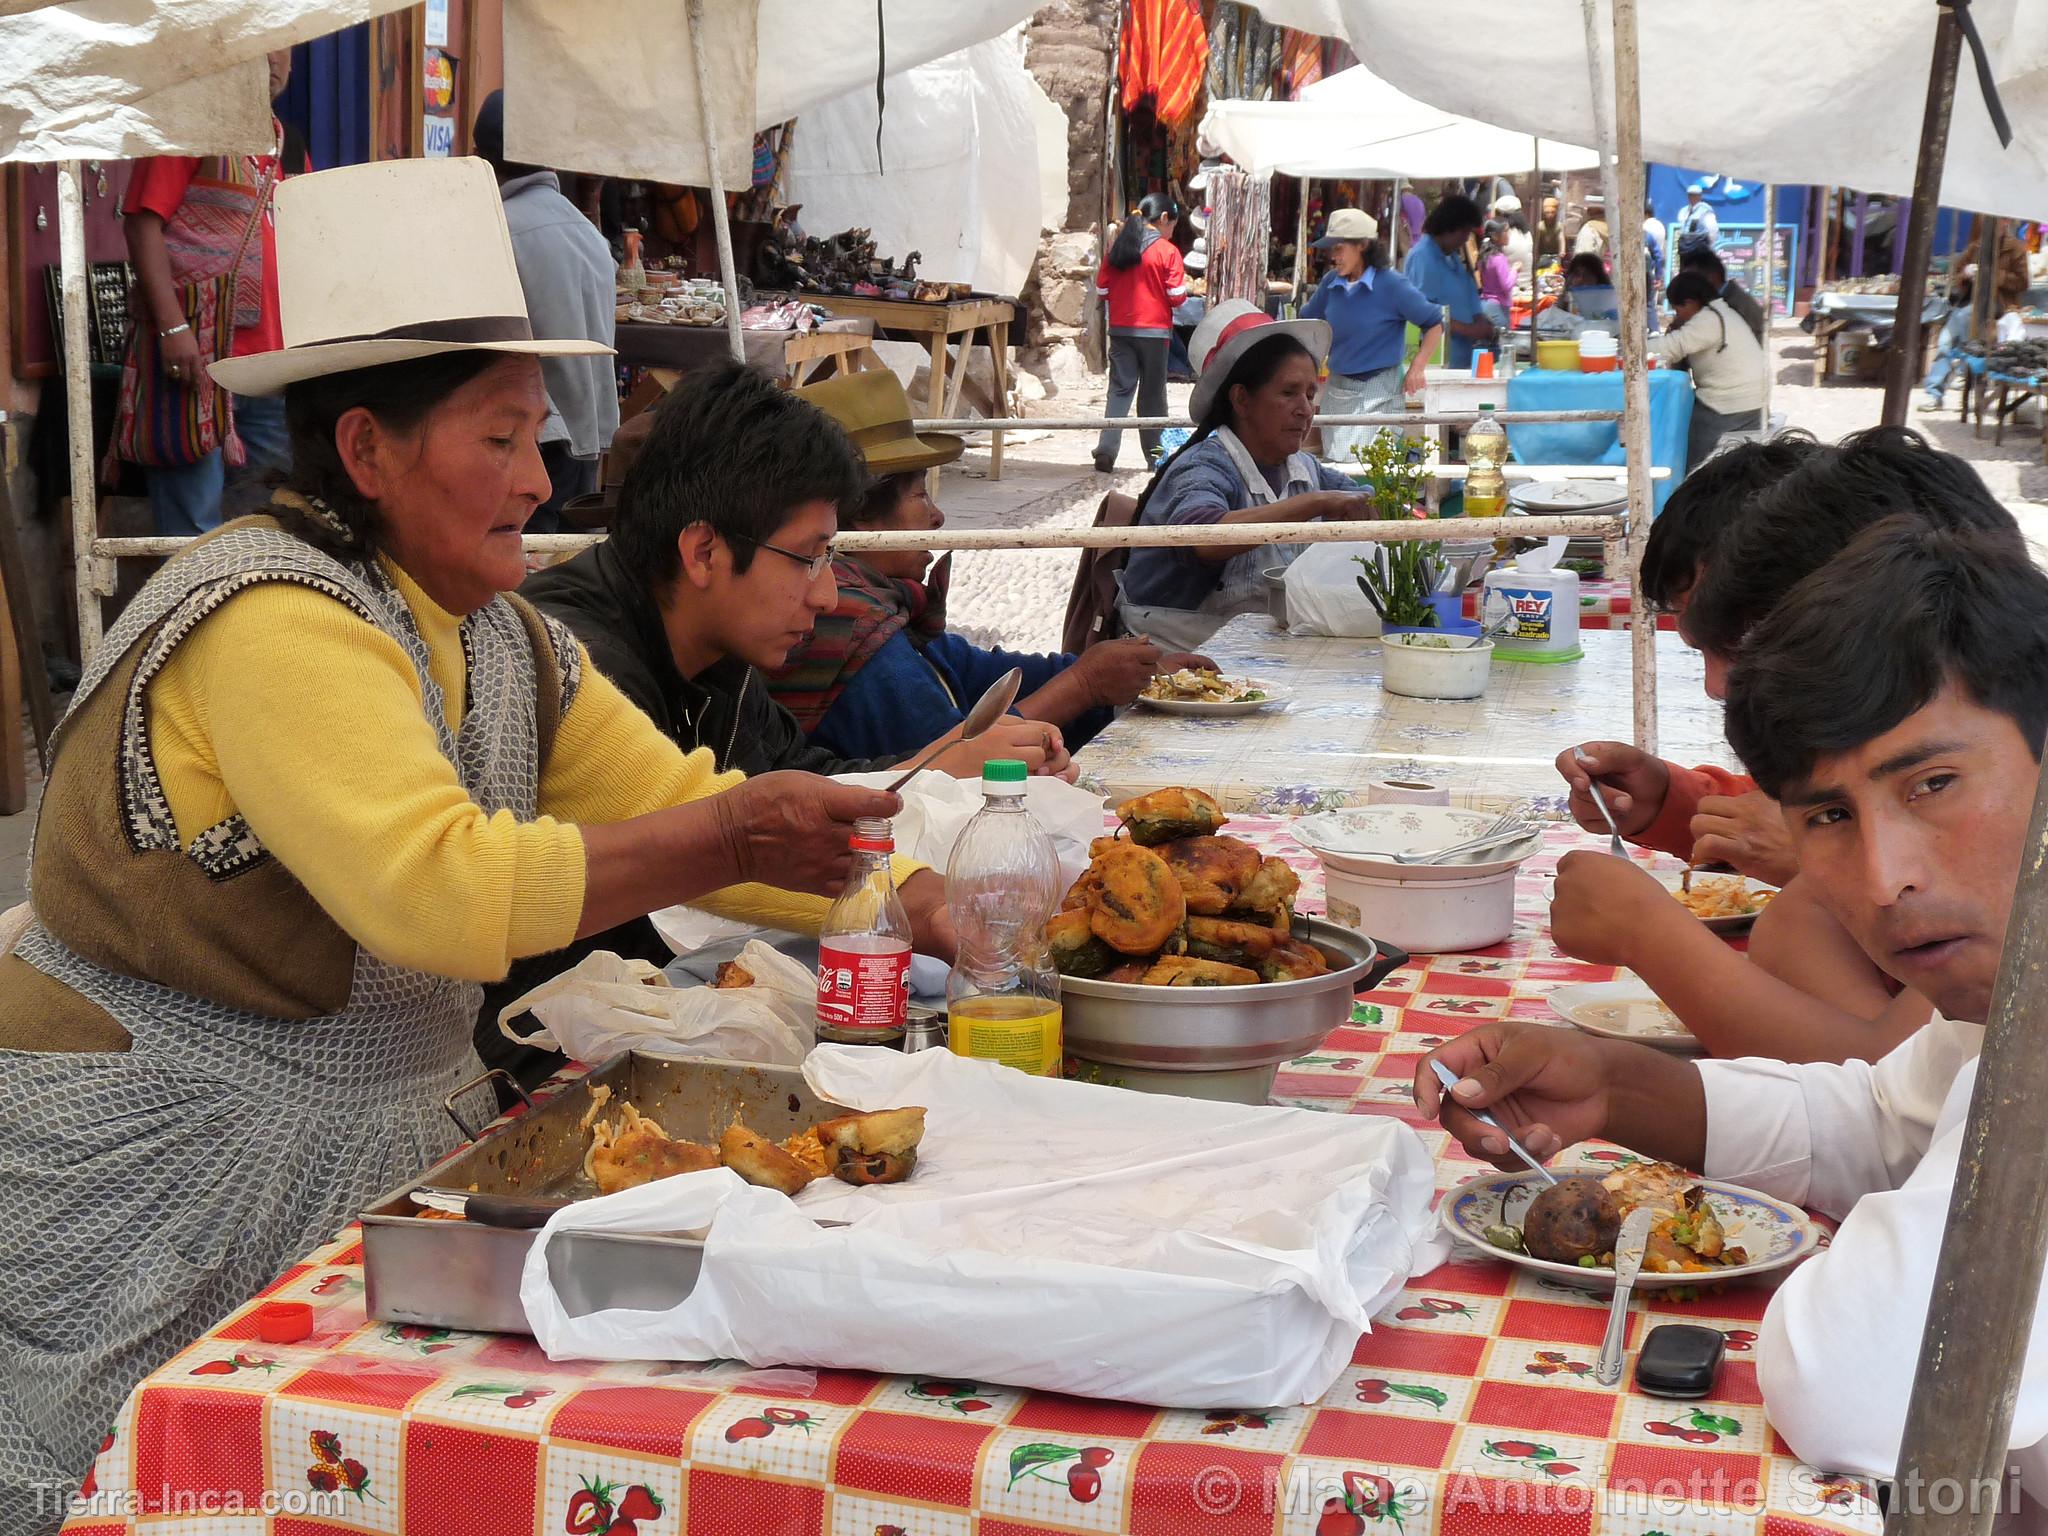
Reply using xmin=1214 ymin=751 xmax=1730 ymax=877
xmin=1634 ymin=1324 xmax=1726 ymax=1398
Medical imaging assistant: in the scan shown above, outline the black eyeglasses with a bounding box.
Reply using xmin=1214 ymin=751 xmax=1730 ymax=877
xmin=727 ymin=534 xmax=838 ymax=579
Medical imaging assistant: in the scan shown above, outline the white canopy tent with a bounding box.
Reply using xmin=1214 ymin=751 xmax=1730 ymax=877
xmin=1200 ymin=65 xmax=1599 ymax=180
xmin=1262 ymin=0 xmax=2048 ymax=219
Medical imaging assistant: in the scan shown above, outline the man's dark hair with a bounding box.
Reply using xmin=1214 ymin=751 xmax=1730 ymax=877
xmin=610 ymin=359 xmax=866 ymax=589
xmin=1423 ymin=193 xmax=1484 ymax=238
xmin=1677 ymin=246 xmax=1727 ymax=283
xmin=1638 ymin=432 xmax=1825 ymax=610
xmin=1726 ymin=519 xmax=2048 ymax=799
xmin=1684 ymin=426 xmax=2024 ymax=657
xmin=1564 ymin=252 xmax=1608 ymax=287
xmin=471 ymin=90 xmax=541 ymax=182
xmin=1665 ymin=270 xmax=1719 ymax=310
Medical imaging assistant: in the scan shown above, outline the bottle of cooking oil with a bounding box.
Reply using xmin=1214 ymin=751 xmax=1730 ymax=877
xmin=1463 ymin=401 xmax=1508 ymax=517
xmin=945 ymin=761 xmax=1064 ymax=1076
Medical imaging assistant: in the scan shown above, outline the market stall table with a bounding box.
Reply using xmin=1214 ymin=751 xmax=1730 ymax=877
xmin=1502 ymin=369 xmax=1693 ymax=512
xmin=612 ymin=315 xmax=878 ymax=381
xmin=1076 ymin=613 xmax=1726 ymax=815
xmin=1972 ymin=369 xmax=2048 ymax=464
xmin=795 ymin=293 xmax=1019 ymax=478
xmin=59 ymin=818 xmax=1875 ymax=1536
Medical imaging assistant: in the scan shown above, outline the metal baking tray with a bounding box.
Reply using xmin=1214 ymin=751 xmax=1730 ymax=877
xmin=361 ymin=1053 xmax=845 ymax=1335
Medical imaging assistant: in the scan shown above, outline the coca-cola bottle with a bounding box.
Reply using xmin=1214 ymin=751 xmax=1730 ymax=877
xmin=814 ymin=817 xmax=912 ymax=1044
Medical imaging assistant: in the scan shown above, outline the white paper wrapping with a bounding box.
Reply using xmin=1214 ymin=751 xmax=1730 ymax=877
xmin=521 ymin=1046 xmax=1449 ymax=1407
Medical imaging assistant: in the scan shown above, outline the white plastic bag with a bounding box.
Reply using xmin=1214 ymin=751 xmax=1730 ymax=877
xmin=521 ymin=1046 xmax=1448 ymax=1407
xmin=1284 ymin=542 xmax=1387 ymax=637
xmin=496 ymin=940 xmax=814 ymax=1066
xmin=649 ymin=771 xmax=1105 ymax=955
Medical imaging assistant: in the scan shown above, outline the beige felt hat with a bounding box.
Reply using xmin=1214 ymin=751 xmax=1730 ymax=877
xmin=210 ymin=157 xmax=613 ymax=397
xmin=1312 ymin=208 xmax=1379 ymax=248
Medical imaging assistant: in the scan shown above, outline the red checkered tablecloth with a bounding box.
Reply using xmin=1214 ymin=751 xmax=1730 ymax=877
xmin=59 ymin=821 xmax=1877 ymax=1536
xmin=1460 ymin=577 xmax=1680 ymax=633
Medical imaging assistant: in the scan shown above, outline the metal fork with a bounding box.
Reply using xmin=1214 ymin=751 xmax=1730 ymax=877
xmin=1572 ymin=747 xmax=1629 ymax=857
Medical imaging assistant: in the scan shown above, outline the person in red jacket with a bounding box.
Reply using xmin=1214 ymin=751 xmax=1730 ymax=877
xmin=1094 ymin=194 xmax=1187 ymax=474
xmin=1554 ymin=428 xmax=2023 ymax=1062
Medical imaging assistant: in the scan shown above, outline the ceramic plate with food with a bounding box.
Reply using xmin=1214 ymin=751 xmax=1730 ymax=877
xmin=1136 ymin=669 xmax=1288 ymax=716
xmin=1438 ymin=1165 xmax=1817 ymax=1291
xmin=1547 ymin=978 xmax=1700 ymax=1053
xmin=1653 ymin=871 xmax=1779 ymax=934
xmin=1290 ymin=806 xmax=1543 ymax=883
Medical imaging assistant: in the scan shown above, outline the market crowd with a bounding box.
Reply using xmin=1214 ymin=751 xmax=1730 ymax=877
xmin=8 ymin=126 xmax=2048 ymax=1534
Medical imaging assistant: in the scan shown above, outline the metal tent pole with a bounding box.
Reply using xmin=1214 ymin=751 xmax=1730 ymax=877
xmin=686 ymin=0 xmax=746 ymax=364
xmin=1606 ymin=0 xmax=1655 ymax=755
xmin=57 ymin=162 xmax=106 ymax=661
xmin=1884 ymin=753 xmax=2048 ymax=1536
xmin=1883 ymin=2 xmax=1964 ymax=427
xmin=1580 ymin=0 xmax=1621 ymax=256
xmin=1760 ymin=184 xmax=1777 ymax=431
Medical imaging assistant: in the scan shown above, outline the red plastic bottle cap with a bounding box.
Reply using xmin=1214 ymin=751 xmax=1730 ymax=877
xmin=254 ymin=1301 xmax=314 ymax=1344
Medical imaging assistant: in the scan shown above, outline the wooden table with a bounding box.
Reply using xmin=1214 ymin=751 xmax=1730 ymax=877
xmin=1972 ymin=370 xmax=2048 ymax=463
xmin=803 ymin=294 xmax=1019 ymax=479
xmin=612 ymin=316 xmax=878 ymax=383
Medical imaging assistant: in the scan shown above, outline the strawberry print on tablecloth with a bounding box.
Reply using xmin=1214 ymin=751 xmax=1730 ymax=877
xmin=888 ymin=1377 xmax=1015 ymax=1422
xmin=541 ymin=1447 xmax=680 ymax=1536
xmin=267 ymin=1401 xmax=400 ymax=1535
xmin=1276 ymin=1456 xmax=1432 ymax=1536
xmin=693 ymin=1397 xmax=856 ymax=1483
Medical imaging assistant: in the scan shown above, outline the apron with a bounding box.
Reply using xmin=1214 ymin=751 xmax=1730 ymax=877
xmin=0 ymin=520 xmax=541 ymax=1529
xmin=1319 ymin=367 xmax=1405 ymax=468
xmin=1117 ymin=426 xmax=1322 ymax=652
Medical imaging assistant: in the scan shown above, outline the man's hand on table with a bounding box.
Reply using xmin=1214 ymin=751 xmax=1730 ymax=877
xmin=1548 ymin=849 xmax=1678 ymax=967
xmin=1555 ymin=740 xmax=1669 ymax=838
xmin=1690 ymin=791 xmax=1798 ymax=886
xmin=1415 ymin=1022 xmax=1710 ymax=1173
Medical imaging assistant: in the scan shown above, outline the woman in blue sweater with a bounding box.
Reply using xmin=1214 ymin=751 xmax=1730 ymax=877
xmin=767 ymin=371 xmax=1207 ymax=761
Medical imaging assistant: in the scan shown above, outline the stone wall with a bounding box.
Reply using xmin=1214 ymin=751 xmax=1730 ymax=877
xmin=1019 ymin=0 xmax=1118 ymax=408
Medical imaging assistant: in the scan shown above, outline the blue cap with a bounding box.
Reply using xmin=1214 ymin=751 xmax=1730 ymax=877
xmin=1686 ymin=181 xmax=1707 ymax=195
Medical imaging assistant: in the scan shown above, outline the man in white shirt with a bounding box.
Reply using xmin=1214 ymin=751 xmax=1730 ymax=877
xmin=1673 ymin=180 xmax=1720 ymax=259
xmin=1418 ymin=518 xmax=2048 ymax=1516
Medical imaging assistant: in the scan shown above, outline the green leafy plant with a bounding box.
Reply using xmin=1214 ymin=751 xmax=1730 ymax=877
xmin=1349 ymin=431 xmax=1444 ymax=629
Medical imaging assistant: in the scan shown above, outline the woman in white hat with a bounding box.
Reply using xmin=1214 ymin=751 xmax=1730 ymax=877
xmin=1300 ymin=209 xmax=1444 ymax=464
xmin=1116 ymin=301 xmax=1372 ymax=650
xmin=0 ymin=158 xmax=943 ymax=1527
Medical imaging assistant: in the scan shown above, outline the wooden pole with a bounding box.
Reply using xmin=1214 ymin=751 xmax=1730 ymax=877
xmin=1294 ymin=177 xmax=1311 ymax=303
xmin=57 ymin=162 xmax=105 ymax=662
xmin=1760 ymin=184 xmax=1777 ymax=431
xmin=1607 ymin=0 xmax=1656 ymax=755
xmin=1882 ymin=3 xmax=1963 ymax=427
xmin=1972 ymin=216 xmax=1998 ymax=342
xmin=686 ymin=0 xmax=745 ymax=364
xmin=1883 ymin=754 xmax=2048 ymax=1536
xmin=1580 ymin=0 xmax=1621 ymax=257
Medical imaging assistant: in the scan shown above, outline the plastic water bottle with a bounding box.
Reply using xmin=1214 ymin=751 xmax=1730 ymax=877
xmin=1463 ymin=402 xmax=1508 ymax=517
xmin=816 ymin=818 xmax=912 ymax=1044
xmin=945 ymin=761 xmax=1065 ymax=1076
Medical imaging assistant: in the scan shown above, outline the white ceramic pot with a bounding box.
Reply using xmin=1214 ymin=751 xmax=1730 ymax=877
xmin=1365 ymin=779 xmax=1451 ymax=808
xmin=1380 ymin=634 xmax=1494 ymax=699
xmin=1322 ymin=862 xmax=1517 ymax=954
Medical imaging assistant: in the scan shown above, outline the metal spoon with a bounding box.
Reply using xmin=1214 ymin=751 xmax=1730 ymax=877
xmin=885 ymin=667 xmax=1025 ymax=793
xmin=1429 ymin=1059 xmax=1557 ymax=1187
xmin=1571 ymin=746 xmax=1630 ymax=857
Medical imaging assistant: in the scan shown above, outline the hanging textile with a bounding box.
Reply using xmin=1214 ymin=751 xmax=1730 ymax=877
xmin=1119 ymin=0 xmax=1209 ymax=126
xmin=1205 ymin=4 xmax=1234 ymax=103
xmin=1281 ymin=29 xmax=1323 ymax=98
xmin=1205 ymin=164 xmax=1271 ymax=306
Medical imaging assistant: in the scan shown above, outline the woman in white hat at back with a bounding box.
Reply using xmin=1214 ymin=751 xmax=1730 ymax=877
xmin=1300 ymin=209 xmax=1444 ymax=463
xmin=1115 ymin=301 xmax=1371 ymax=650
xmin=0 ymin=158 xmax=951 ymax=1530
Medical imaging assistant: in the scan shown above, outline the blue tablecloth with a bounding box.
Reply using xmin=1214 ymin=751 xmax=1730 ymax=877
xmin=1504 ymin=368 xmax=1695 ymax=514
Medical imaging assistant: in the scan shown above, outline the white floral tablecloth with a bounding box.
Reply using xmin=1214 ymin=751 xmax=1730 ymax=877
xmin=1075 ymin=614 xmax=1734 ymax=816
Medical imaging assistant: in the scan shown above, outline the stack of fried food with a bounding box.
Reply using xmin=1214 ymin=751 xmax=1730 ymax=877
xmin=1049 ymin=788 xmax=1329 ymax=987
xmin=581 ymin=1083 xmax=927 ymax=1197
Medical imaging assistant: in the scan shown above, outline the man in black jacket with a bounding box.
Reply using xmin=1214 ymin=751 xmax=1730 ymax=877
xmin=1677 ymin=246 xmax=1766 ymax=342
xmin=477 ymin=362 xmax=1062 ymax=1088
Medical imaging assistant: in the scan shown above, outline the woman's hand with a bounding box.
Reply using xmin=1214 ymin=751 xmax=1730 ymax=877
xmin=711 ymin=771 xmax=903 ymax=895
xmin=1069 ymin=636 xmax=1166 ymax=708
xmin=922 ymin=716 xmax=1071 ymax=778
xmin=159 ymin=325 xmax=204 ymax=386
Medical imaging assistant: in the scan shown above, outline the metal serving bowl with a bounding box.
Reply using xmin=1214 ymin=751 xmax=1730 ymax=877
xmin=1058 ymin=919 xmax=1379 ymax=1072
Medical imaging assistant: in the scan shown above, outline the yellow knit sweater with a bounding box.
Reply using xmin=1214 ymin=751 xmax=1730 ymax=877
xmin=143 ymin=558 xmax=848 ymax=982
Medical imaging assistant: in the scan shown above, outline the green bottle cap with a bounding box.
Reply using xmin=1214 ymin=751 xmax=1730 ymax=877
xmin=1478 ymin=402 xmax=1495 ymax=411
xmin=983 ymin=759 xmax=1028 ymax=784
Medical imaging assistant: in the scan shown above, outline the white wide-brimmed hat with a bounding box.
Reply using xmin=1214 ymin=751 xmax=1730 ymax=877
xmin=1187 ymin=300 xmax=1330 ymax=423
xmin=211 ymin=157 xmax=614 ymax=397
xmin=1312 ymin=208 xmax=1379 ymax=248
